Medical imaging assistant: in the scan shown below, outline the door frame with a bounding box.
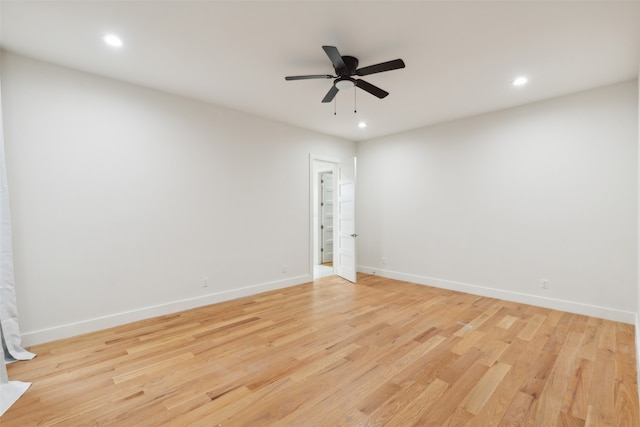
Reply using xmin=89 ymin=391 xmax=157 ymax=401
xmin=309 ymin=154 xmax=340 ymax=277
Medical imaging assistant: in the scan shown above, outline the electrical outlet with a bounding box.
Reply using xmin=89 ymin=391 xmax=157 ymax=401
xmin=202 ymin=277 xmax=209 ymax=288
xmin=382 ymin=257 xmax=387 ymax=266
xmin=282 ymin=265 xmax=287 ymax=274
xmin=541 ymin=279 xmax=549 ymax=289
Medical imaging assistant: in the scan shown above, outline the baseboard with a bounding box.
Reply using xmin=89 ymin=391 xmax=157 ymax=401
xmin=358 ymin=266 xmax=635 ymax=324
xmin=636 ymin=313 xmax=640 ymax=399
xmin=21 ymin=274 xmax=312 ymax=347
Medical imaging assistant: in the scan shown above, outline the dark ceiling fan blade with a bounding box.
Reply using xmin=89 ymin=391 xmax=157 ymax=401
xmin=285 ymin=74 xmax=334 ymax=81
xmin=356 ymin=79 xmax=389 ymax=99
xmin=322 ymin=46 xmax=346 ymax=70
xmin=321 ymin=85 xmax=339 ymax=103
xmin=356 ymin=59 xmax=405 ymax=76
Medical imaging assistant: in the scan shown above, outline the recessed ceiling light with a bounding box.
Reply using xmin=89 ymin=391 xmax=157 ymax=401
xmin=358 ymin=122 xmax=367 ymax=129
xmin=512 ymin=76 xmax=528 ymax=87
xmin=103 ymin=34 xmax=123 ymax=48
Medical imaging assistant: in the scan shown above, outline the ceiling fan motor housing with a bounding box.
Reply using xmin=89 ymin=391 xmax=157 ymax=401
xmin=337 ymin=56 xmax=359 ymax=76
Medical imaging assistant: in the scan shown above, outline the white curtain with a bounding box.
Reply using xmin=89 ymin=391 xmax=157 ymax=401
xmin=0 ymin=68 xmax=33 ymax=417
xmin=0 ymin=77 xmax=35 ymax=363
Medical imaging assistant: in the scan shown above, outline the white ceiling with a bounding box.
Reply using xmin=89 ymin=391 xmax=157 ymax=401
xmin=1 ymin=1 xmax=640 ymax=141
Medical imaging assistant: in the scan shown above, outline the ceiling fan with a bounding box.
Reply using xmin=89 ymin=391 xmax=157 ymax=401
xmin=285 ymin=46 xmax=405 ymax=103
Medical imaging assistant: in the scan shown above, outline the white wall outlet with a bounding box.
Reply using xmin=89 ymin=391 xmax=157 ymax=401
xmin=202 ymin=277 xmax=209 ymax=288
xmin=382 ymin=257 xmax=387 ymax=265
xmin=541 ymin=279 xmax=549 ymax=289
xmin=282 ymin=265 xmax=287 ymax=274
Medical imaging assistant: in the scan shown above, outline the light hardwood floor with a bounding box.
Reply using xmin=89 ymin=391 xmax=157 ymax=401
xmin=4 ymin=274 xmax=639 ymax=426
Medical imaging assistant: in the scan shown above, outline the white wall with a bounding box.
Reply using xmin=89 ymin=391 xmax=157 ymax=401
xmin=636 ymin=72 xmax=640 ymax=380
xmin=2 ymin=50 xmax=637 ymax=346
xmin=357 ymin=81 xmax=638 ymax=322
xmin=1 ymin=52 xmax=355 ymax=345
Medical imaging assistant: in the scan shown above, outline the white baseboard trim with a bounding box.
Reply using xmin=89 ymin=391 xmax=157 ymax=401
xmin=358 ymin=266 xmax=635 ymax=324
xmin=21 ymin=274 xmax=312 ymax=347
xmin=636 ymin=313 xmax=640 ymax=398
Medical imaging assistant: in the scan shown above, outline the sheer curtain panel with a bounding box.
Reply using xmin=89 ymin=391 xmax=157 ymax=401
xmin=0 ymin=81 xmax=34 ymax=362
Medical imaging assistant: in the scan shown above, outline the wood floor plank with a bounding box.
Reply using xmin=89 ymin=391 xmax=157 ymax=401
xmin=499 ymin=391 xmax=536 ymax=426
xmin=4 ymin=273 xmax=637 ymax=426
xmin=562 ymin=357 xmax=593 ymax=421
xmin=417 ymin=361 xmax=489 ymax=425
xmin=460 ymin=361 xmax=511 ymax=415
xmin=384 ymin=378 xmax=450 ymax=426
xmin=359 ymin=379 xmax=429 ymax=426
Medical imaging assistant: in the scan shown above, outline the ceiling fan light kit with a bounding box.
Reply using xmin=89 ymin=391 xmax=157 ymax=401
xmin=285 ymin=45 xmax=405 ymax=104
xmin=335 ymin=77 xmax=356 ymax=90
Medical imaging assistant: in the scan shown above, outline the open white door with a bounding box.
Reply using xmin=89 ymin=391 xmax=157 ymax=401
xmin=335 ymin=157 xmax=357 ymax=283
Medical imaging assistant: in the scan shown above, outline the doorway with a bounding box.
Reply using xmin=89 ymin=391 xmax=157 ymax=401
xmin=319 ymin=171 xmax=334 ymax=264
xmin=310 ymin=155 xmax=357 ymax=282
xmin=312 ymin=160 xmax=336 ymax=279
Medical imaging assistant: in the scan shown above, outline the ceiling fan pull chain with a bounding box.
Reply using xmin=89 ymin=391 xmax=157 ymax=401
xmin=334 ymin=97 xmax=337 ymax=115
xmin=354 ymin=88 xmax=357 ymax=114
